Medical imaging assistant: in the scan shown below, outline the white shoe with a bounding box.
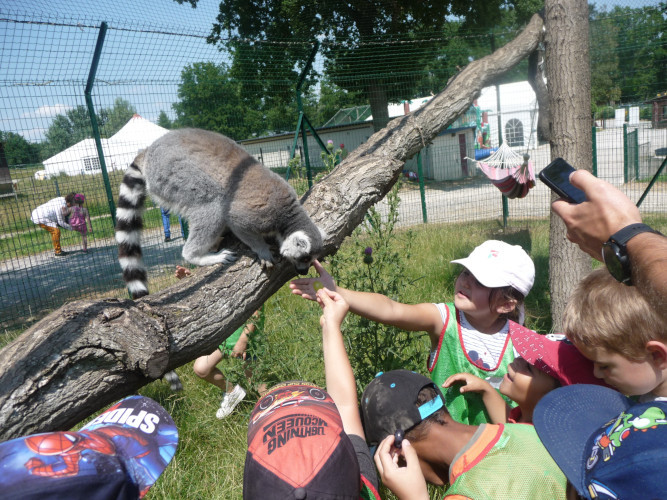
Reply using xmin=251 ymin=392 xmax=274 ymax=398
xmin=216 ymin=385 xmax=246 ymax=419
xmin=164 ymin=370 xmax=183 ymax=392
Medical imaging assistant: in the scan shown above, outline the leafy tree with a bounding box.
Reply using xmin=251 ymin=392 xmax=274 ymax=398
xmin=102 ymin=98 xmax=137 ymax=136
xmin=205 ymin=0 xmax=519 ymax=132
xmin=173 ymin=61 xmax=264 ymax=139
xmin=0 ymin=131 xmax=40 ymax=166
xmin=590 ymin=5 xmax=667 ymax=104
xmin=589 ymin=7 xmax=621 ymax=110
xmin=44 ymin=114 xmax=75 ymax=158
xmin=157 ymin=111 xmax=173 ymax=129
xmin=42 ymin=99 xmax=137 ymax=158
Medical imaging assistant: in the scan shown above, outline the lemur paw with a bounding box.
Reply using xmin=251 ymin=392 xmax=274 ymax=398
xmin=261 ymin=259 xmax=274 ymax=271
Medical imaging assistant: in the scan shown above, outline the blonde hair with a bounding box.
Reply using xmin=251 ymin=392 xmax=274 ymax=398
xmin=563 ymin=268 xmax=665 ymax=361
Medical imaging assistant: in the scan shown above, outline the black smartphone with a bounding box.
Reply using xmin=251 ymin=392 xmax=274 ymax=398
xmin=538 ymin=158 xmax=587 ymax=204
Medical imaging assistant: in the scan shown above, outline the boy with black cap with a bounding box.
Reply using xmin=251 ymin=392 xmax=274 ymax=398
xmin=243 ymin=287 xmax=380 ymax=499
xmin=364 ymin=369 xmax=567 ymax=499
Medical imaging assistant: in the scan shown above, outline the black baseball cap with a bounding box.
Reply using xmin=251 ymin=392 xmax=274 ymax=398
xmin=361 ymin=370 xmax=445 ymax=446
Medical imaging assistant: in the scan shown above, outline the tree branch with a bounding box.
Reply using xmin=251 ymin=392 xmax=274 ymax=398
xmin=0 ymin=13 xmax=544 ymax=441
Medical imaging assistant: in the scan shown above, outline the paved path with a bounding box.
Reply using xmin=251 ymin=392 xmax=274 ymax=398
xmin=1 ymin=145 xmax=665 ymax=326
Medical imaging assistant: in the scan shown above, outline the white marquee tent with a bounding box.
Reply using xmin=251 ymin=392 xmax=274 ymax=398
xmin=41 ymin=114 xmax=168 ymax=178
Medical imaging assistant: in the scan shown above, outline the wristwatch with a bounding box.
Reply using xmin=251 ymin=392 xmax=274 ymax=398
xmin=602 ymin=223 xmax=662 ymax=285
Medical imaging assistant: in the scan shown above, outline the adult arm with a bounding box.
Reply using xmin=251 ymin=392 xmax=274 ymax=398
xmin=291 ymin=260 xmax=443 ymax=341
xmin=552 ymin=170 xmax=667 ymax=318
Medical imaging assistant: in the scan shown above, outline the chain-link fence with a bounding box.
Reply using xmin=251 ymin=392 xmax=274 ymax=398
xmin=1 ymin=1 xmax=666 ymax=327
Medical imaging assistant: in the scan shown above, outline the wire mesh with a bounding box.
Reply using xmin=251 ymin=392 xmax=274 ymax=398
xmin=0 ymin=0 xmax=665 ymax=327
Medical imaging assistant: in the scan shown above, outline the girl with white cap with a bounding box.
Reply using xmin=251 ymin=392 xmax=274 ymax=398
xmin=290 ymin=240 xmax=536 ymax=425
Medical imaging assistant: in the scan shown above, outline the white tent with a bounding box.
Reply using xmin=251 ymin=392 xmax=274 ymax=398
xmin=42 ymin=138 xmax=112 ymax=178
xmin=41 ymin=114 xmax=168 ymax=177
xmin=107 ymin=114 xmax=169 ymax=170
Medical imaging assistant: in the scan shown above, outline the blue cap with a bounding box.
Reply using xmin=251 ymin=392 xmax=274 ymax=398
xmin=534 ymin=384 xmax=667 ymax=500
xmin=0 ymin=395 xmax=178 ymax=499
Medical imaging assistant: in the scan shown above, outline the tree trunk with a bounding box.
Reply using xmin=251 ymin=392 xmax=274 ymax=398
xmin=366 ymin=79 xmax=391 ymax=132
xmin=528 ymin=48 xmax=550 ymax=143
xmin=545 ymin=0 xmax=593 ymax=329
xmin=0 ymin=13 xmax=545 ymax=442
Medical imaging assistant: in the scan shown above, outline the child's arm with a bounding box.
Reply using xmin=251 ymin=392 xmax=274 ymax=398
xmin=292 ymin=260 xmax=443 ymax=340
xmin=443 ymin=373 xmax=510 ymax=424
xmin=316 ymin=287 xmax=364 ymax=438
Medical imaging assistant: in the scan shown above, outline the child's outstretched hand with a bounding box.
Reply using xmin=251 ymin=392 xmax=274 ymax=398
xmin=443 ymin=372 xmax=493 ymax=394
xmin=290 ymin=260 xmax=335 ymax=301
xmin=374 ymin=435 xmax=429 ymax=500
xmin=316 ymin=287 xmax=348 ymax=331
xmin=174 ymin=265 xmax=191 ymax=280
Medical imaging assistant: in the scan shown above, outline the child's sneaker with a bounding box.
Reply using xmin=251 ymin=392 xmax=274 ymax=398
xmin=216 ymin=385 xmax=246 ymax=419
xmin=164 ymin=370 xmax=183 ymax=392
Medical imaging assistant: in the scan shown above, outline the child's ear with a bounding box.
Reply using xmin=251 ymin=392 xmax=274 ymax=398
xmin=646 ymin=341 xmax=667 ymax=370
xmin=495 ymin=298 xmax=518 ymax=315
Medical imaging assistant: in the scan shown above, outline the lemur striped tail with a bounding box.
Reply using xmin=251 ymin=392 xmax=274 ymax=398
xmin=115 ymin=160 xmax=149 ymax=299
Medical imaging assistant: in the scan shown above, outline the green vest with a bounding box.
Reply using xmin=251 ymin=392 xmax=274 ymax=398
xmin=445 ymin=424 xmax=567 ymax=499
xmin=220 ymin=306 xmax=265 ymax=354
xmin=360 ymin=475 xmax=381 ymax=500
xmin=429 ymin=303 xmax=517 ymax=425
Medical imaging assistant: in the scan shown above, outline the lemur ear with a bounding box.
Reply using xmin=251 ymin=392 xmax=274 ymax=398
xmin=318 ymin=226 xmax=327 ymax=242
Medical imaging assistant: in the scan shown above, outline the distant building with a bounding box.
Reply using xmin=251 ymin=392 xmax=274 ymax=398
xmin=646 ymin=91 xmax=667 ymax=129
xmin=241 ymin=81 xmax=539 ymax=182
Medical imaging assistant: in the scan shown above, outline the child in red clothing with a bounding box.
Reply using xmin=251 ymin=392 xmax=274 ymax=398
xmin=65 ymin=193 xmax=92 ymax=253
xmin=443 ymin=327 xmax=606 ymax=424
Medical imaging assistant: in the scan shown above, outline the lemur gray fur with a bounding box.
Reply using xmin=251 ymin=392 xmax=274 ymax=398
xmin=115 ymin=128 xmax=324 ymax=299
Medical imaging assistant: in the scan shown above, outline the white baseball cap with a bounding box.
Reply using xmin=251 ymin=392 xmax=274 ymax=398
xmin=451 ymin=240 xmax=535 ymax=297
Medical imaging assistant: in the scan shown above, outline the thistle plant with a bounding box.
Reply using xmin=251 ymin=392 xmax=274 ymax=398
xmin=328 ymin=182 xmax=424 ymax=393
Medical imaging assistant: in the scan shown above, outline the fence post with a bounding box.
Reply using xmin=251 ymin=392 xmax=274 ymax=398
xmin=623 ymin=123 xmax=628 ymax=183
xmin=85 ymin=21 xmax=117 ymax=227
xmin=634 ymin=128 xmax=639 ymax=181
xmin=417 ymin=152 xmax=427 ymax=223
xmin=592 ymin=125 xmax=598 ymax=177
xmin=490 ymin=34 xmax=509 ymax=228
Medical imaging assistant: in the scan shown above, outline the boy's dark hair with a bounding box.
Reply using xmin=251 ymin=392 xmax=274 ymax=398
xmin=65 ymin=192 xmax=76 ymax=204
xmin=405 ymin=385 xmax=449 ymax=443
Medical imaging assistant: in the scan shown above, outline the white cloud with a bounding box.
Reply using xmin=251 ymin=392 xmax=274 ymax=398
xmin=25 ymin=104 xmax=72 ymax=119
xmin=19 ymin=128 xmax=47 ymax=142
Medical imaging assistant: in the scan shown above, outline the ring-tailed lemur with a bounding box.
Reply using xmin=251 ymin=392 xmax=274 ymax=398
xmin=115 ymin=128 xmax=324 ymax=299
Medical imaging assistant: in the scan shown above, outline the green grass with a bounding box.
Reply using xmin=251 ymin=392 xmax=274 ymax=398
xmin=131 ymin=220 xmax=554 ymax=499
xmin=2 ymin=200 xmax=665 ymax=498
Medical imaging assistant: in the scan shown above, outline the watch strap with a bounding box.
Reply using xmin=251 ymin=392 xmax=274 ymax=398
xmin=608 ymin=223 xmax=660 ymax=247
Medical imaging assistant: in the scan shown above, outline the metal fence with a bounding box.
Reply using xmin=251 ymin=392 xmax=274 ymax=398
xmin=1 ymin=1 xmax=666 ymax=327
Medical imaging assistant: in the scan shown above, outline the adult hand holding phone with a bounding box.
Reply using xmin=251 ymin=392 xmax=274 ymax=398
xmin=551 ymin=170 xmax=641 ymax=260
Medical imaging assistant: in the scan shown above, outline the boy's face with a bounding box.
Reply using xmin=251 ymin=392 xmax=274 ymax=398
xmin=499 ymin=356 xmax=559 ymax=406
xmin=573 ymin=343 xmax=659 ymax=396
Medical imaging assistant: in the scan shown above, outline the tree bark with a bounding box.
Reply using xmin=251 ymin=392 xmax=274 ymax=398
xmin=544 ymin=0 xmax=593 ymax=329
xmin=528 ymin=48 xmax=550 ymax=143
xmin=0 ymin=13 xmax=545 ymax=442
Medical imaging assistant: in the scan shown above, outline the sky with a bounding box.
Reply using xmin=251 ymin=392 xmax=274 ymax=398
xmin=1 ymin=0 xmax=662 ymax=144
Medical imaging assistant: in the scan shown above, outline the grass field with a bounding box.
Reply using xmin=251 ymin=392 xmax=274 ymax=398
xmin=128 ymin=219 xmax=554 ymax=499
xmin=2 ymin=167 xmax=665 ymax=498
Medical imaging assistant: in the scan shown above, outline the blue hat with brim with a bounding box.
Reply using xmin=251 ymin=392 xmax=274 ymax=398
xmin=534 ymin=384 xmax=667 ymax=500
xmin=0 ymin=395 xmax=178 ymax=500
